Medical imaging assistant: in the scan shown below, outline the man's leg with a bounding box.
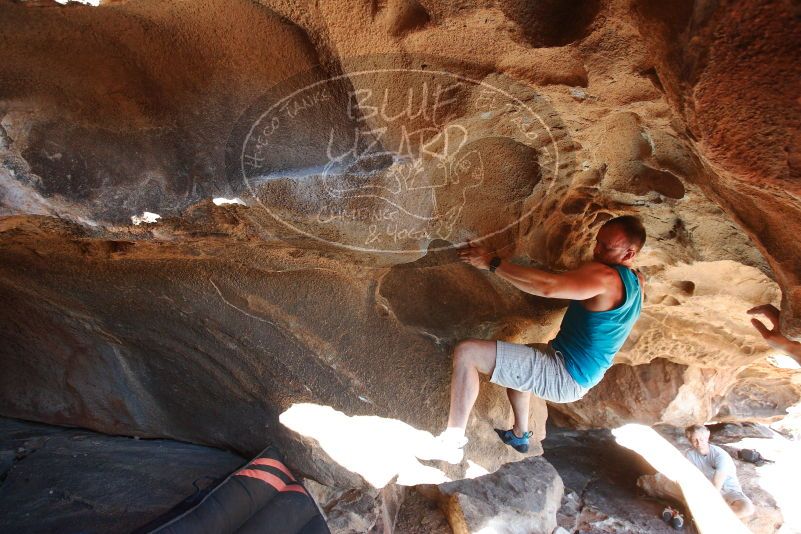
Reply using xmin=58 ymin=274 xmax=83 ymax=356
xmin=506 ymin=388 xmax=531 ymax=437
xmin=729 ymin=497 xmax=755 ymax=519
xmin=637 ymin=473 xmax=683 ymax=502
xmin=445 ymin=339 xmax=497 ymax=433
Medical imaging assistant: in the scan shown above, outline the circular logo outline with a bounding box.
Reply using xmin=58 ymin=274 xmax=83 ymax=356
xmin=237 ymin=64 xmax=569 ymax=255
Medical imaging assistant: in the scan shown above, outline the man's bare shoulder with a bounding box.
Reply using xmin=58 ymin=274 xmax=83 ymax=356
xmin=576 ymin=261 xmax=620 ymax=279
xmin=580 ymin=262 xmax=645 ymax=287
xmin=567 ymin=261 xmax=619 ymax=291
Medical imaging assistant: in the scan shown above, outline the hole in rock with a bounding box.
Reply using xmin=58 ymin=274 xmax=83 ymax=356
xmin=500 ymin=0 xmax=602 ymax=48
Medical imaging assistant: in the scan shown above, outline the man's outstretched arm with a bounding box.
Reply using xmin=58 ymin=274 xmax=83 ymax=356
xmin=748 ymin=304 xmax=801 ymax=364
xmin=457 ymin=243 xmax=610 ymax=300
xmin=494 ymin=260 xmax=611 ymax=300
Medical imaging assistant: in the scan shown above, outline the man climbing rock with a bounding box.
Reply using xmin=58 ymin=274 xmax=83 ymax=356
xmin=748 ymin=304 xmax=801 ymax=364
xmin=684 ymin=425 xmax=755 ymax=519
xmin=424 ymin=216 xmax=646 ymax=463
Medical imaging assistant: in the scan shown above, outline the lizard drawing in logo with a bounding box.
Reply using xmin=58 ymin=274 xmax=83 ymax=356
xmin=320 ymin=122 xmax=484 ymax=242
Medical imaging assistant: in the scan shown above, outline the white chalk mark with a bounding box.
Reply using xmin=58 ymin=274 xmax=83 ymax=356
xmin=208 ymin=277 xmax=370 ymax=402
xmin=420 ymin=330 xmax=446 ymax=346
xmin=208 ymin=278 xmax=270 ymax=323
xmin=131 ymin=212 xmax=161 ymax=225
xmin=213 ymin=197 xmax=247 ymax=206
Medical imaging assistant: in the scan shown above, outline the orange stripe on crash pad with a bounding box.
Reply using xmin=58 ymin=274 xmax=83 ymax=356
xmin=281 ymin=485 xmax=308 ymax=495
xmin=249 ymin=458 xmax=295 ymax=480
xmin=235 ymin=469 xmax=307 ymax=495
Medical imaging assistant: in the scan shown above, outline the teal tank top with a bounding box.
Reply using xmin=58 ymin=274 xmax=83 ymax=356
xmin=551 ymin=265 xmax=642 ymax=388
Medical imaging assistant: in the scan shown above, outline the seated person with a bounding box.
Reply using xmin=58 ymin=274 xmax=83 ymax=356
xmin=684 ymin=424 xmax=755 ymax=519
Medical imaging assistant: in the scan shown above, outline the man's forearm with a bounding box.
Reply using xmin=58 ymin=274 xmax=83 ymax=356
xmin=494 ymin=259 xmax=559 ymax=297
xmin=712 ymin=470 xmax=726 ymax=490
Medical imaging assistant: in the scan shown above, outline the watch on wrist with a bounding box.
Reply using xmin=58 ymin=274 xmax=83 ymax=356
xmin=489 ymin=256 xmax=501 ymax=273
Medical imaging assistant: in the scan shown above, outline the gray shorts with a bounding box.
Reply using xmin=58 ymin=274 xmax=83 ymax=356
xmin=490 ymin=341 xmax=589 ymax=403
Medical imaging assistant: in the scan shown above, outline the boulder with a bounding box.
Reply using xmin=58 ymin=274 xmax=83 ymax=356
xmin=431 ymin=457 xmax=563 ymax=534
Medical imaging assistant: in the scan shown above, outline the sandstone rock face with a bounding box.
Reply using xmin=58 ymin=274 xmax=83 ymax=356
xmin=0 ymin=0 xmax=799 ymax=512
xmin=716 ymin=362 xmax=801 ymax=425
xmin=550 ymin=359 xmax=741 ymax=428
xmin=631 ymin=0 xmax=801 ymax=337
xmin=0 ymin=214 xmax=549 ymax=489
xmin=0 ymin=0 xmax=319 ymax=224
xmin=432 ymin=456 xmax=563 ymax=534
xmin=553 ymin=355 xmax=801 ymax=429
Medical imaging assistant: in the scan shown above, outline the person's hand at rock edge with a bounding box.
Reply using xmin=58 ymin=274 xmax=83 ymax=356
xmin=457 ymin=240 xmax=493 ymax=270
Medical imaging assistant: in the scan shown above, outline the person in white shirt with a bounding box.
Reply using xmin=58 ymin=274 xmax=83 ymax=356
xmin=684 ymin=424 xmax=755 ymax=519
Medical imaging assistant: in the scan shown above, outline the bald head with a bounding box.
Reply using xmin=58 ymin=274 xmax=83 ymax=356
xmin=592 ymin=215 xmax=646 ymax=266
xmin=603 ymin=215 xmax=646 ymax=252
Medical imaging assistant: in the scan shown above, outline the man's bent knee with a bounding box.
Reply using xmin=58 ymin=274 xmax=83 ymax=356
xmin=731 ymin=498 xmax=755 ymax=518
xmin=453 ymin=339 xmax=496 ymax=375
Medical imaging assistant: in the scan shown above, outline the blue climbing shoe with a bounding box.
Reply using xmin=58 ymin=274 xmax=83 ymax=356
xmin=495 ymin=428 xmax=533 ymax=453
